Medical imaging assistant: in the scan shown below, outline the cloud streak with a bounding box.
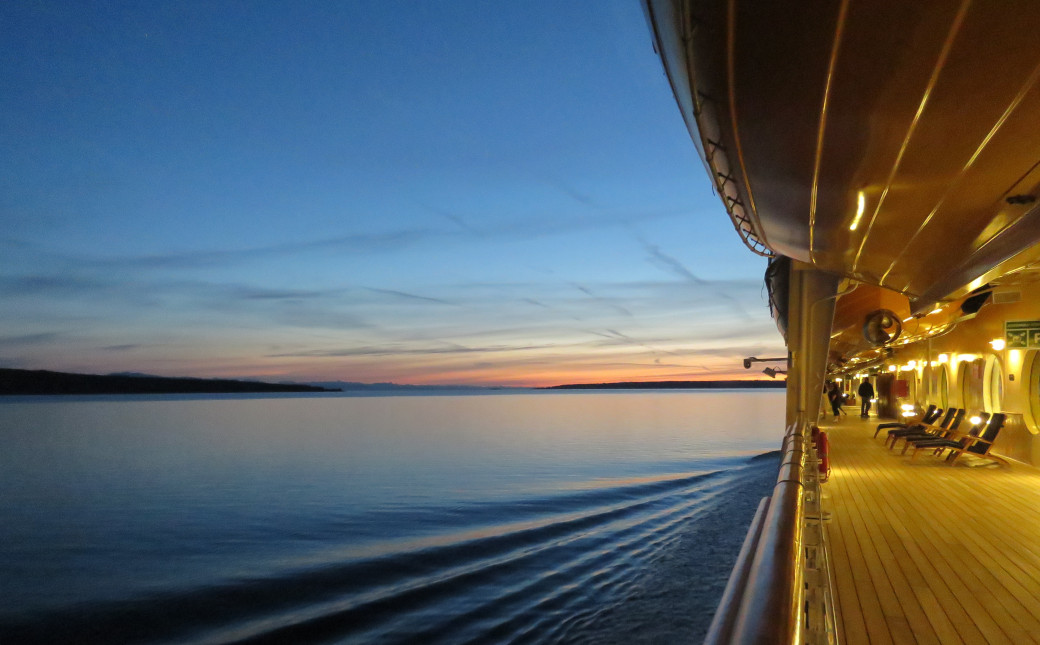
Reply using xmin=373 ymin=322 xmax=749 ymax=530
xmin=364 ymin=287 xmax=456 ymax=306
xmin=640 ymin=239 xmax=706 ymax=284
xmin=0 ymin=332 xmax=60 ymax=346
xmin=265 ymin=342 xmax=561 ymax=358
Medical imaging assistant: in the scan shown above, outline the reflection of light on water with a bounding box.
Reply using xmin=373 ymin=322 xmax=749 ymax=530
xmin=557 ymin=471 xmax=712 ymax=491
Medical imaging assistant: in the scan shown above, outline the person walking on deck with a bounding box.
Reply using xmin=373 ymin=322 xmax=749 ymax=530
xmin=858 ymin=380 xmax=874 ymax=417
xmin=827 ymin=382 xmax=842 ymax=421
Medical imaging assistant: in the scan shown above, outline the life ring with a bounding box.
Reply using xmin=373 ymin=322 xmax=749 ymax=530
xmin=817 ymin=431 xmax=830 ymax=482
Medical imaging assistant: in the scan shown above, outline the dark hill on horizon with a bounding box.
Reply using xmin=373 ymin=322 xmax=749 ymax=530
xmin=305 ymin=380 xmax=512 ymax=392
xmin=546 ymin=379 xmax=786 ymax=390
xmin=0 ymin=368 xmax=337 ymax=396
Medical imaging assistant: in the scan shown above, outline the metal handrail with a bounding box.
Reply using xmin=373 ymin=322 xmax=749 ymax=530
xmin=704 ymin=423 xmax=808 ymax=644
xmin=703 ymin=497 xmax=771 ymax=643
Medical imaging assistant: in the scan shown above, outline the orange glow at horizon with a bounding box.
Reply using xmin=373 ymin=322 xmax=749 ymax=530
xmin=34 ymin=347 xmax=787 ymax=389
xmin=126 ymin=358 xmax=780 ymax=388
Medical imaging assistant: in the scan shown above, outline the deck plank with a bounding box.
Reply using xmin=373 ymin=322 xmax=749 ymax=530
xmin=820 ymin=411 xmax=1040 ymax=644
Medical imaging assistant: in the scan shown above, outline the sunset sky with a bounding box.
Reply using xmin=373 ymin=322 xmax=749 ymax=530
xmin=1 ymin=1 xmax=784 ymax=386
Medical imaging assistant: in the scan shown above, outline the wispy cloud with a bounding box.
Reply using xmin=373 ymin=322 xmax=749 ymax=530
xmin=569 ymin=282 xmax=632 ymax=317
xmin=0 ymin=274 xmax=114 ymax=296
xmin=0 ymin=332 xmax=60 ymax=346
xmin=635 ymin=238 xmax=759 ymax=322
xmin=0 ymin=230 xmax=440 ymax=275
xmin=265 ymin=342 xmax=561 ymax=358
xmin=640 ymin=239 xmax=706 ymax=284
xmin=531 ymin=170 xmax=599 ymax=208
xmin=228 ymin=286 xmax=339 ymax=300
xmin=364 ymin=287 xmax=456 ymax=305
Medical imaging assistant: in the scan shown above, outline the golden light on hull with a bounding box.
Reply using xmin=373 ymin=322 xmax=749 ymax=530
xmin=849 ymin=190 xmax=866 ymax=231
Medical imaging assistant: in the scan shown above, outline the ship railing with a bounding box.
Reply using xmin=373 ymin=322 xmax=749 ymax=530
xmin=704 ymin=422 xmax=839 ymax=644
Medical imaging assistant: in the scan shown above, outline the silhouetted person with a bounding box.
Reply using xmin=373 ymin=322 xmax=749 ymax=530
xmin=827 ymin=382 xmax=842 ymax=420
xmin=858 ymin=380 xmax=875 ymax=417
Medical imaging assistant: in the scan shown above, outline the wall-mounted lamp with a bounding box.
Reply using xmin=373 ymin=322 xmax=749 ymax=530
xmin=937 ymin=353 xmax=949 ymax=363
xmin=762 ymin=367 xmax=787 ymax=379
xmin=990 ymin=338 xmax=1006 ymax=351
xmin=743 ymin=356 xmax=787 ymax=369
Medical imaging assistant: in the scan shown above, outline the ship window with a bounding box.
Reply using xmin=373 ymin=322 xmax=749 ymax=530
xmin=960 ymin=358 xmax=985 ymax=411
xmin=984 ymin=355 xmax=1004 ymax=412
xmin=1029 ymin=351 xmax=1040 ymax=434
xmin=904 ymin=373 xmax=917 ymax=405
xmin=938 ymin=365 xmax=949 ymax=409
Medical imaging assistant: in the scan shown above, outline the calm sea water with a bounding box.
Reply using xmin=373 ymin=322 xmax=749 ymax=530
xmin=0 ymin=389 xmax=784 ymax=644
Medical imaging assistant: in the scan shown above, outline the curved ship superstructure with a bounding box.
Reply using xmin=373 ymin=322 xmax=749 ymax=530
xmin=645 ymin=1 xmax=1040 ymax=642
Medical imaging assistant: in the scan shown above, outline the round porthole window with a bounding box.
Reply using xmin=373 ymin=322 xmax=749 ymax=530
xmin=961 ymin=358 xmax=985 ymax=411
xmin=1028 ymin=351 xmax=1040 ymax=433
xmin=984 ymin=355 xmax=1004 ymax=413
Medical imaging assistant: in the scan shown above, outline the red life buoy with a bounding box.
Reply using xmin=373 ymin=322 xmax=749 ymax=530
xmin=817 ymin=431 xmax=830 ymax=482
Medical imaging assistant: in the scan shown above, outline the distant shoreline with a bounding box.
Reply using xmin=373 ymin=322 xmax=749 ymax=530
xmin=0 ymin=368 xmax=788 ymax=396
xmin=0 ymin=368 xmax=337 ymax=396
xmin=545 ymin=380 xmax=786 ymax=390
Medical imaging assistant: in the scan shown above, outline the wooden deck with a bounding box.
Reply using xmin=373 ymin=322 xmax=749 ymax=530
xmin=820 ymin=411 xmax=1040 ymax=644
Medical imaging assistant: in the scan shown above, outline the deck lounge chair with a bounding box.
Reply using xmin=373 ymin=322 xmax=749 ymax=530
xmin=889 ymin=408 xmax=962 ymax=451
xmin=874 ymin=404 xmax=940 ymax=439
xmin=908 ymin=413 xmax=990 ymax=461
xmin=918 ymin=413 xmax=1008 ymax=466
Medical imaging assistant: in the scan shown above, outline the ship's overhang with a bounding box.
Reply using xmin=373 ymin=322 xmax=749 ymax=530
xmin=645 ymin=0 xmax=1040 ymax=307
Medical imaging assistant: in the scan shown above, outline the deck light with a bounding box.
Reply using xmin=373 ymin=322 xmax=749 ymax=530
xmin=849 ymin=191 xmax=865 ymax=231
xmin=938 ymin=354 xmax=949 ymax=363
xmin=901 ymin=404 xmax=915 ymax=410
xmin=834 ymin=377 xmax=843 ymax=382
xmin=888 ymin=365 xmax=897 ymax=372
xmin=990 ymin=338 xmax=1006 ymax=351
xmin=970 ymin=416 xmax=982 ymax=425
xmin=957 ymin=354 xmax=977 ymax=362
xmin=907 ymin=360 xmax=916 ymax=368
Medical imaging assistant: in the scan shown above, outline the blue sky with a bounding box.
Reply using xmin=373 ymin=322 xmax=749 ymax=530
xmin=0 ymin=1 xmax=783 ymax=386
